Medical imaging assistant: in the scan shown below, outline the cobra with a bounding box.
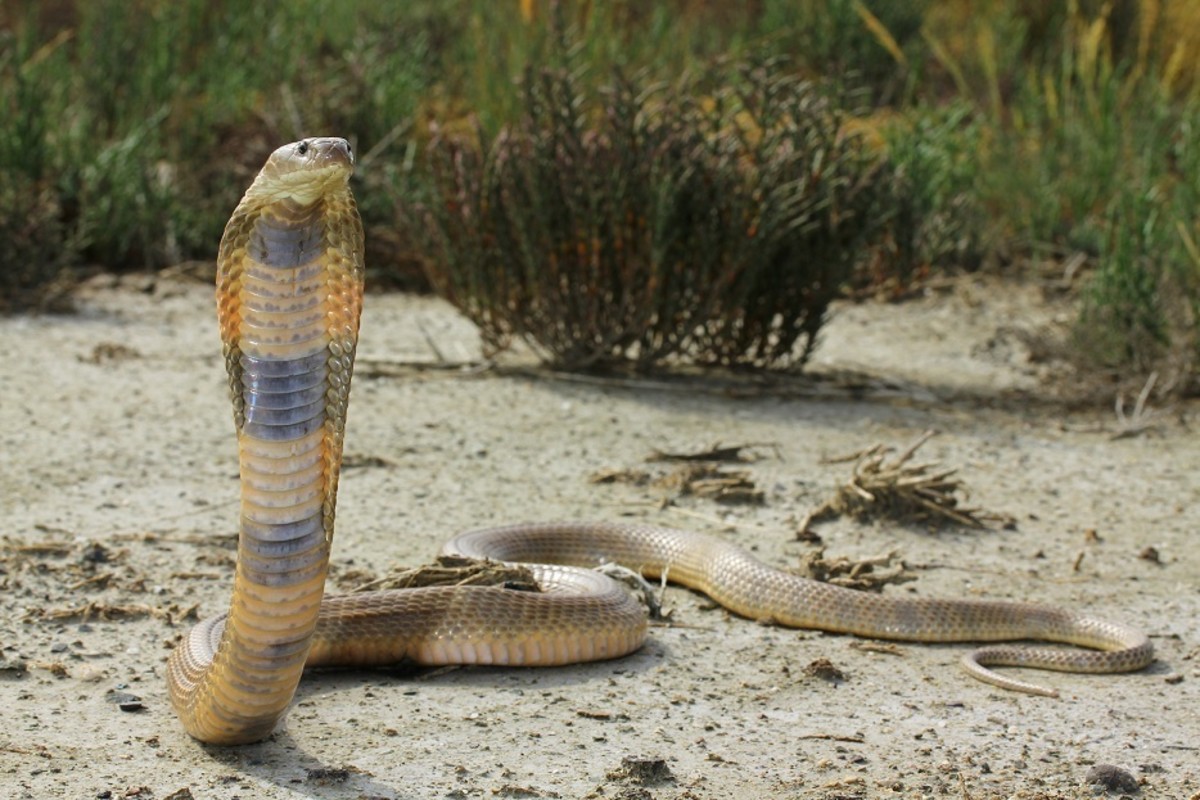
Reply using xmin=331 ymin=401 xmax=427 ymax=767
xmin=166 ymin=137 xmax=1154 ymax=746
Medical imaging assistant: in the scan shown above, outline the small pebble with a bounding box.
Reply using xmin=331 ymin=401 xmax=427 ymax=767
xmin=1084 ymin=763 xmax=1139 ymax=794
xmin=106 ymin=690 xmax=143 ymax=713
xmin=75 ymin=665 xmax=107 ymax=682
xmin=106 ymin=690 xmax=139 ymax=703
xmin=80 ymin=542 xmax=111 ymax=564
xmin=0 ymin=658 xmax=29 ymax=679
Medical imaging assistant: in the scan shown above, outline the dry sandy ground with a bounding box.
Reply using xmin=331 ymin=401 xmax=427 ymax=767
xmin=1 ymin=274 xmax=1197 ymax=800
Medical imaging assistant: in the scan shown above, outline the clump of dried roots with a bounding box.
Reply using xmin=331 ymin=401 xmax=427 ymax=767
xmin=793 ymin=549 xmax=915 ymax=592
xmin=803 ymin=430 xmax=1002 ymax=530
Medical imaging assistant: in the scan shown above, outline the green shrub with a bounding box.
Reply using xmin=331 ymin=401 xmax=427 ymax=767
xmin=875 ymin=103 xmax=989 ymax=279
xmin=1075 ymin=187 xmax=1170 ymax=369
xmin=1073 ymin=105 xmax=1200 ymax=384
xmin=0 ymin=8 xmax=73 ymax=303
xmin=961 ymin=5 xmax=1200 ymax=388
xmin=0 ymin=0 xmax=432 ymax=304
xmin=401 ymin=61 xmax=900 ymax=371
xmin=759 ymin=0 xmax=931 ymax=105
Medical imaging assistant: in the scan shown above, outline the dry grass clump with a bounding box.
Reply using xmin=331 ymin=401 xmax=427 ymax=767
xmin=803 ymin=430 xmax=1000 ymax=529
xmin=794 ymin=549 xmax=915 ymax=592
xmin=348 ymin=555 xmax=539 ymax=593
xmin=591 ymin=442 xmax=773 ymax=505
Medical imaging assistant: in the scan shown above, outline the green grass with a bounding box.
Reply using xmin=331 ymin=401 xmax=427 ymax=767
xmin=1 ymin=0 xmax=1198 ymax=387
xmin=962 ymin=9 xmax=1199 ymax=376
xmin=1072 ymin=103 xmax=1200 ymax=373
xmin=0 ymin=0 xmax=429 ymax=302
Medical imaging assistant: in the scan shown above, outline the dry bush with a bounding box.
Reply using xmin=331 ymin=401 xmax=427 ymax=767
xmin=402 ymin=61 xmax=899 ymax=371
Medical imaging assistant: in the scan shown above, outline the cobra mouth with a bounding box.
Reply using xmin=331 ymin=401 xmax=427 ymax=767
xmin=303 ymin=137 xmax=354 ymax=169
xmin=261 ymin=138 xmax=355 ymax=205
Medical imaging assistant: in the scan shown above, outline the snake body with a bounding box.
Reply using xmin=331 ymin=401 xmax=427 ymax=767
xmin=167 ymin=138 xmax=1154 ymax=746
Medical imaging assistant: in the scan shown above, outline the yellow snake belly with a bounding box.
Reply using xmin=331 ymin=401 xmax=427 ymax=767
xmin=166 ymin=138 xmax=1154 ymax=746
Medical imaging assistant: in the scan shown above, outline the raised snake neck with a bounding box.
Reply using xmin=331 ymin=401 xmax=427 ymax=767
xmin=166 ymin=137 xmax=1154 ymax=746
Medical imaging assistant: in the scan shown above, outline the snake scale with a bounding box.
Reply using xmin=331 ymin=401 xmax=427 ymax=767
xmin=166 ymin=138 xmax=1154 ymax=746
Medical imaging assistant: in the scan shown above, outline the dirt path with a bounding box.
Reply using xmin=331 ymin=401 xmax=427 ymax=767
xmin=1 ymin=275 xmax=1196 ymax=799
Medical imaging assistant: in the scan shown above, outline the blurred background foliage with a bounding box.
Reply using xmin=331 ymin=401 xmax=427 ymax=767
xmin=1 ymin=0 xmax=1197 ymax=381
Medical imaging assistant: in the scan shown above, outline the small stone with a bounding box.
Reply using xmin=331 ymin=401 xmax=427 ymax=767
xmin=804 ymin=658 xmax=847 ymax=684
xmin=106 ymin=690 xmax=139 ymax=704
xmin=79 ymin=542 xmax=111 ymax=564
xmin=106 ymin=689 xmax=144 ymax=711
xmin=0 ymin=657 xmax=28 ymax=679
xmin=1084 ymin=763 xmax=1139 ymax=794
xmin=75 ymin=665 xmax=108 ymax=683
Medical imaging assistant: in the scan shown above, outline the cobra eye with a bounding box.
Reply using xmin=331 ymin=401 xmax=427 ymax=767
xmin=297 ymin=141 xmax=309 ymax=155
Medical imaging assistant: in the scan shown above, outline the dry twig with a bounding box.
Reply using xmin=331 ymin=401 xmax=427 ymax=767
xmin=646 ymin=442 xmax=776 ymax=463
xmin=1112 ymin=371 xmax=1159 ymax=439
